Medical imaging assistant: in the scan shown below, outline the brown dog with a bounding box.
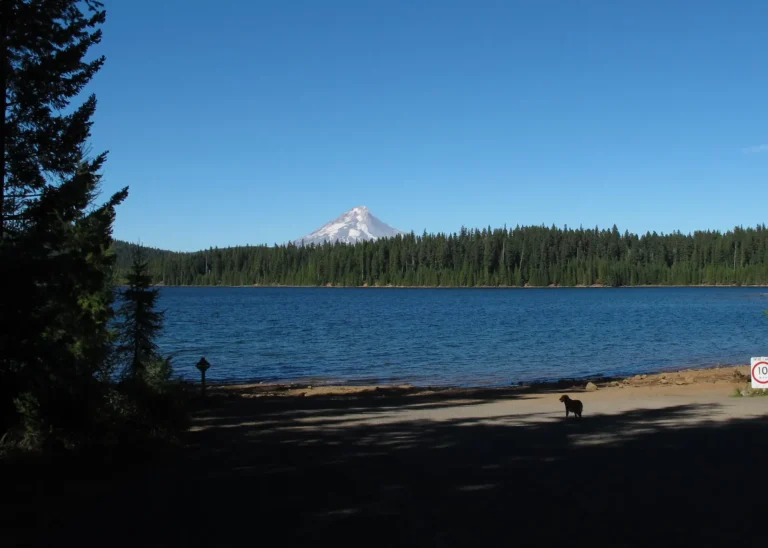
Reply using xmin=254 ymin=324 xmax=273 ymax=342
xmin=559 ymin=395 xmax=583 ymax=418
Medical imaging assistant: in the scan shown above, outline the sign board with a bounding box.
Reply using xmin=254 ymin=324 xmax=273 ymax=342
xmin=751 ymin=357 xmax=768 ymax=389
xmin=196 ymin=357 xmax=211 ymax=373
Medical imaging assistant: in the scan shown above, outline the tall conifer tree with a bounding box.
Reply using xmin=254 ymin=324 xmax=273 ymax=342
xmin=1 ymin=1 xmax=128 ymax=445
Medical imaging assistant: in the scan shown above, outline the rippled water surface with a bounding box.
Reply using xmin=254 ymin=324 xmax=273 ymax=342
xmin=155 ymin=287 xmax=768 ymax=386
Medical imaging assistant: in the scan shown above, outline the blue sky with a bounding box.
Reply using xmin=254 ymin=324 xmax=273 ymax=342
xmin=88 ymin=0 xmax=768 ymax=251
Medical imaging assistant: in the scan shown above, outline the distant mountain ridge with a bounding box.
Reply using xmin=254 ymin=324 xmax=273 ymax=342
xmin=293 ymin=206 xmax=403 ymax=246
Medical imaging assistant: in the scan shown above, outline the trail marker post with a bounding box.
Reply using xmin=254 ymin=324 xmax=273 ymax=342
xmin=196 ymin=357 xmax=211 ymax=397
xmin=751 ymin=357 xmax=768 ymax=390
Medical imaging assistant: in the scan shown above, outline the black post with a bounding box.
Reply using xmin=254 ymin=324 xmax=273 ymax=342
xmin=196 ymin=357 xmax=211 ymax=399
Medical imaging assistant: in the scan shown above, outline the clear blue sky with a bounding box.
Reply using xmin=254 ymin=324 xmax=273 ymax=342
xmin=88 ymin=0 xmax=768 ymax=251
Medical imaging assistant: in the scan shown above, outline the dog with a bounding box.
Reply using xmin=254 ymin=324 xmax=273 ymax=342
xmin=559 ymin=395 xmax=583 ymax=418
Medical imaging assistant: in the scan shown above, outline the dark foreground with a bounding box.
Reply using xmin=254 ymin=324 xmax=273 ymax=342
xmin=4 ymin=386 xmax=767 ymax=547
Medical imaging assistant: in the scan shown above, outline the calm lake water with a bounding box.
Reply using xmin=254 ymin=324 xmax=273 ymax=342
xmin=155 ymin=287 xmax=768 ymax=387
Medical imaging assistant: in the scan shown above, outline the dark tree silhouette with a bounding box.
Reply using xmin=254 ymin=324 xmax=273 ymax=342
xmin=117 ymin=245 xmax=165 ymax=380
xmin=1 ymin=0 xmax=128 ymax=447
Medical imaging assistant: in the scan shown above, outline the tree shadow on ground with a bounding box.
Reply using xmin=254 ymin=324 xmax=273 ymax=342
xmin=5 ymin=392 xmax=767 ymax=547
xmin=194 ymin=382 xmax=598 ymax=425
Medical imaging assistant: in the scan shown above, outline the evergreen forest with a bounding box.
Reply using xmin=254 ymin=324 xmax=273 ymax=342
xmin=114 ymin=224 xmax=768 ymax=287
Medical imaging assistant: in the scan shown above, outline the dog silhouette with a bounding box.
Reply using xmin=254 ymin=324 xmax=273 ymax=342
xmin=559 ymin=395 xmax=583 ymax=418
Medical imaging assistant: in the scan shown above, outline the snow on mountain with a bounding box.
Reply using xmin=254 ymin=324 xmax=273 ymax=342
xmin=294 ymin=206 xmax=404 ymax=246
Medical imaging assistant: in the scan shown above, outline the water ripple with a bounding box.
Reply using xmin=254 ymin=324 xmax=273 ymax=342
xmin=154 ymin=287 xmax=768 ymax=387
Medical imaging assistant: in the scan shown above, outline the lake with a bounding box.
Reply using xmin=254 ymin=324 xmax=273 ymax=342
xmin=155 ymin=287 xmax=768 ymax=387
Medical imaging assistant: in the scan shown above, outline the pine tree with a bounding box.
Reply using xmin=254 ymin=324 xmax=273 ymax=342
xmin=117 ymin=245 xmax=166 ymax=381
xmin=1 ymin=1 xmax=128 ymax=446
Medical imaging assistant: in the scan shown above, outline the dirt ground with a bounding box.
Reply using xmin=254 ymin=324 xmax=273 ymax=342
xmin=5 ymin=365 xmax=768 ymax=547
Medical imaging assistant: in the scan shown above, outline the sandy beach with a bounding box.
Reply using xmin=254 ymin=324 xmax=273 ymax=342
xmin=205 ymin=363 xmax=762 ymax=411
xmin=189 ymin=364 xmax=768 ymax=438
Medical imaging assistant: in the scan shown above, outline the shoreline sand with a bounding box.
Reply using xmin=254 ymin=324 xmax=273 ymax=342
xmin=206 ymin=363 xmax=759 ymax=400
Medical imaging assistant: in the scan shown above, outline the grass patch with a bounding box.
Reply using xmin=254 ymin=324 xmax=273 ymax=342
xmin=730 ymin=386 xmax=768 ymax=398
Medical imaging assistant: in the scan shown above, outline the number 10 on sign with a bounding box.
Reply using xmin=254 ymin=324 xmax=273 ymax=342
xmin=751 ymin=357 xmax=768 ymax=389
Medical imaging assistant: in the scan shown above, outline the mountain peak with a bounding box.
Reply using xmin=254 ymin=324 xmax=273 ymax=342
xmin=294 ymin=206 xmax=403 ymax=246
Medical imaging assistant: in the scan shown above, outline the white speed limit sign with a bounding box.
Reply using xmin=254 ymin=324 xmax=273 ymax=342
xmin=751 ymin=357 xmax=768 ymax=389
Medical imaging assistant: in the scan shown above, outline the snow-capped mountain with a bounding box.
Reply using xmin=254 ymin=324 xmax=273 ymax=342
xmin=294 ymin=206 xmax=404 ymax=246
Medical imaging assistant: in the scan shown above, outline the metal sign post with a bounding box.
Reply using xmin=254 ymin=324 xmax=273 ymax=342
xmin=196 ymin=357 xmax=212 ymax=397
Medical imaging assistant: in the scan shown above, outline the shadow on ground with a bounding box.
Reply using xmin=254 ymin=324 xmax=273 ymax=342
xmin=5 ymin=390 xmax=767 ymax=547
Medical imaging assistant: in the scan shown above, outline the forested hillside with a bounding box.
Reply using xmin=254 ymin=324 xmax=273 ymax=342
xmin=113 ymin=224 xmax=768 ymax=287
